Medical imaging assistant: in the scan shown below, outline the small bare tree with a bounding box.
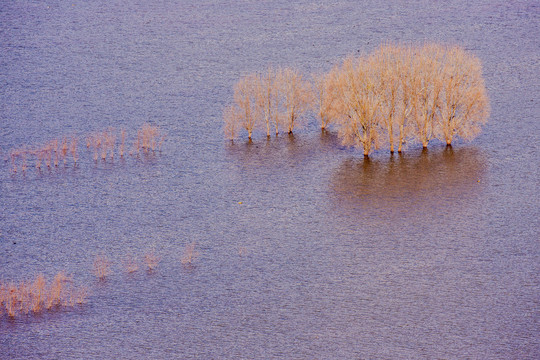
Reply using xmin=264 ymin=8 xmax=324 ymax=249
xmin=270 ymin=67 xmax=285 ymax=136
xmin=233 ymin=73 xmax=259 ymax=140
xmin=278 ymin=67 xmax=312 ymax=134
xmin=395 ymin=46 xmax=414 ymax=153
xmin=223 ymin=104 xmax=240 ymax=141
xmin=255 ymin=67 xmax=277 ymax=137
xmin=312 ymin=66 xmax=341 ymax=131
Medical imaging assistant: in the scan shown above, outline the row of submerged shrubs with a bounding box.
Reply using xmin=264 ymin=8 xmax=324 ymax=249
xmin=223 ymin=43 xmax=490 ymax=156
xmin=0 ymin=245 xmax=199 ymax=319
xmin=93 ymin=244 xmax=200 ymax=281
xmin=5 ymin=123 xmax=165 ymax=174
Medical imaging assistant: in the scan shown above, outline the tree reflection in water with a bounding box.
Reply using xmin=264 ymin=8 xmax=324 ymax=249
xmin=330 ymin=146 xmax=487 ymax=216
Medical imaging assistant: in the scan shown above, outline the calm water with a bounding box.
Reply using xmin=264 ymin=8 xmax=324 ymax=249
xmin=1 ymin=0 xmax=539 ymax=358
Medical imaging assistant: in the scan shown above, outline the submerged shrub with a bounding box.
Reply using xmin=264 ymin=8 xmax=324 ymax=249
xmin=181 ymin=243 xmax=199 ymax=266
xmin=93 ymin=254 xmax=112 ymax=281
xmin=144 ymin=251 xmax=161 ymax=271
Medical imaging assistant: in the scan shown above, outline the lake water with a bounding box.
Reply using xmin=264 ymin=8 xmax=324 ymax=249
xmin=1 ymin=0 xmax=538 ymax=358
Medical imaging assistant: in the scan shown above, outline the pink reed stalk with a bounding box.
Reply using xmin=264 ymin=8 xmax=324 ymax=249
xmin=70 ymin=137 xmax=78 ymax=164
xmin=120 ymin=129 xmax=125 ymax=157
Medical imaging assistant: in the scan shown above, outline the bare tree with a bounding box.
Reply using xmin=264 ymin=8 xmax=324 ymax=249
xmin=223 ymin=104 xmax=240 ymax=141
xmin=395 ymin=46 xmax=414 ymax=153
xmin=408 ymin=44 xmax=446 ymax=148
xmin=371 ymin=44 xmax=401 ymax=153
xmin=436 ymin=46 xmax=490 ymax=145
xmin=312 ymin=66 xmax=340 ymax=131
xmin=233 ymin=73 xmax=259 ymax=140
xmin=255 ymin=67 xmax=277 ymax=138
xmin=278 ymin=67 xmax=312 ymax=134
xmin=271 ymin=67 xmax=284 ymax=136
xmin=334 ymin=57 xmax=381 ymax=157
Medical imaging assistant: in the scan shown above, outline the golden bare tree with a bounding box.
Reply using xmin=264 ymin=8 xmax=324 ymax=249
xmin=233 ymin=73 xmax=259 ymax=140
xmin=278 ymin=67 xmax=312 ymax=134
xmin=408 ymin=44 xmax=446 ymax=148
xmin=223 ymin=104 xmax=240 ymax=141
xmin=371 ymin=44 xmax=401 ymax=153
xmin=270 ymin=67 xmax=285 ymax=136
xmin=334 ymin=56 xmax=381 ymax=157
xmin=312 ymin=66 xmax=341 ymax=131
xmin=395 ymin=46 xmax=414 ymax=153
xmin=436 ymin=46 xmax=490 ymax=145
xmin=255 ymin=67 xmax=277 ymax=137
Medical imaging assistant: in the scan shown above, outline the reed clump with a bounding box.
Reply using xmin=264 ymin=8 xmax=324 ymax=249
xmin=134 ymin=124 xmax=166 ymax=154
xmin=87 ymin=128 xmax=117 ymax=161
xmin=0 ymin=272 xmax=88 ymax=318
xmin=122 ymin=254 xmax=139 ymax=274
xmin=93 ymin=254 xmax=112 ymax=281
xmin=223 ymin=43 xmax=490 ymax=156
xmin=181 ymin=243 xmax=199 ymax=266
xmin=144 ymin=251 xmax=160 ymax=271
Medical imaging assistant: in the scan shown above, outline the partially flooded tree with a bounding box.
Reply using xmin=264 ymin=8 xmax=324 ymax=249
xmin=334 ymin=57 xmax=381 ymax=157
xmin=436 ymin=46 xmax=490 ymax=145
xmin=395 ymin=46 xmax=414 ymax=153
xmin=270 ymin=67 xmax=284 ymax=136
xmin=232 ymin=73 xmax=259 ymax=140
xmin=312 ymin=66 xmax=340 ymax=131
xmin=408 ymin=44 xmax=446 ymax=149
xmin=223 ymin=68 xmax=284 ymax=140
xmin=278 ymin=67 xmax=312 ymax=134
xmin=371 ymin=44 xmax=401 ymax=153
xmin=255 ymin=67 xmax=277 ymax=137
xmin=223 ymin=104 xmax=240 ymax=141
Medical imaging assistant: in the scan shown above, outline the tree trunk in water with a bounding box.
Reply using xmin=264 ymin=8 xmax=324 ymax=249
xmin=398 ymin=124 xmax=404 ymax=153
xmin=388 ymin=122 xmax=394 ymax=153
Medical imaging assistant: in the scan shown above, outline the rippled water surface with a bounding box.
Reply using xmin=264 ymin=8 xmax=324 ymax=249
xmin=1 ymin=1 xmax=539 ymax=358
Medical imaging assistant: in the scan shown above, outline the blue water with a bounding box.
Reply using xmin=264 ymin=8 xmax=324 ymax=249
xmin=1 ymin=1 xmax=539 ymax=358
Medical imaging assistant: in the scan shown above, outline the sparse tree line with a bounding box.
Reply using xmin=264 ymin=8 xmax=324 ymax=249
xmin=223 ymin=43 xmax=490 ymax=156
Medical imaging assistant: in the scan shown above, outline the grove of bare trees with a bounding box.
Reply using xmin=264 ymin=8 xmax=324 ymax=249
xmin=223 ymin=43 xmax=490 ymax=157
xmin=224 ymin=67 xmax=312 ymax=140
